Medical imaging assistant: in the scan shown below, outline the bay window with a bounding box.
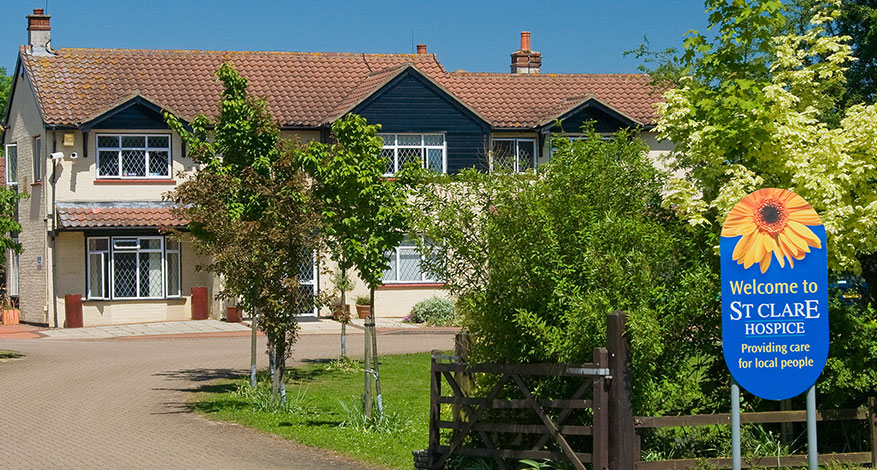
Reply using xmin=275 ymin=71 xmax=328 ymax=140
xmin=97 ymin=134 xmax=171 ymax=179
xmin=379 ymin=134 xmax=446 ymax=175
xmin=87 ymin=236 xmax=181 ymax=300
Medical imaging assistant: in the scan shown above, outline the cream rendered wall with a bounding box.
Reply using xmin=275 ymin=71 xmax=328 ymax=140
xmin=54 ymin=232 xmax=215 ymax=326
xmin=4 ymin=67 xmax=50 ymax=324
xmin=317 ymin=257 xmax=450 ymax=318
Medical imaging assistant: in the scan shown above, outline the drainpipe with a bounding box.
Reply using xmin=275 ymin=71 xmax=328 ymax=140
xmin=50 ymin=129 xmax=57 ymax=328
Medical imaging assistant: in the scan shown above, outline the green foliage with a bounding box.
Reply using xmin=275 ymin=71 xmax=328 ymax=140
xmin=0 ymin=184 xmax=26 ymax=265
xmin=166 ymin=63 xmax=321 ymax=400
xmin=0 ymin=67 xmax=11 ymax=121
xmin=408 ymin=296 xmax=457 ymax=326
xmin=410 ymin=127 xmax=721 ymax=415
xmin=298 ymin=114 xmax=417 ymax=290
xmin=354 ymin=295 xmax=371 ymax=306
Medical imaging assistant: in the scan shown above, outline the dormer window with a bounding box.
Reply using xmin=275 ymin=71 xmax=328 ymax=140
xmin=491 ymin=138 xmax=536 ymax=173
xmin=97 ymin=134 xmax=171 ymax=179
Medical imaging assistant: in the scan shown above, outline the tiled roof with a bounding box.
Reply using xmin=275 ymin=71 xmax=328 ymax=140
xmin=437 ymin=72 xmax=661 ymax=128
xmin=56 ymin=202 xmax=187 ymax=229
xmin=20 ymin=46 xmax=660 ymax=129
xmin=21 ymin=47 xmax=446 ymax=127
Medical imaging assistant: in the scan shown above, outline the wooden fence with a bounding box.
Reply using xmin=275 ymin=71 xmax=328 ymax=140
xmin=426 ymin=312 xmax=877 ymax=469
xmin=634 ymin=399 xmax=877 ymax=469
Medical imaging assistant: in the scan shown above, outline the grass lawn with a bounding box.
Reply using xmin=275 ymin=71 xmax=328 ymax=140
xmin=192 ymin=352 xmax=433 ymax=470
xmin=0 ymin=349 xmax=22 ymax=359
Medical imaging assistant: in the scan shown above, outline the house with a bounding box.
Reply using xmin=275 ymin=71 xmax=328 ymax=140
xmin=3 ymin=9 xmax=670 ymax=327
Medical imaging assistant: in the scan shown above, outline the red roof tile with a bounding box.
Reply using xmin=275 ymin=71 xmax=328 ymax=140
xmin=57 ymin=202 xmax=187 ymax=229
xmin=20 ymin=47 xmax=660 ymax=129
xmin=437 ymin=72 xmax=661 ymax=128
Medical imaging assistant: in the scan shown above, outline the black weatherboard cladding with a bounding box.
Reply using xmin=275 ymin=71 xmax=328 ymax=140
xmin=91 ymin=103 xmax=168 ymax=130
xmin=354 ymin=70 xmax=490 ymax=173
xmin=549 ymin=105 xmax=634 ymax=134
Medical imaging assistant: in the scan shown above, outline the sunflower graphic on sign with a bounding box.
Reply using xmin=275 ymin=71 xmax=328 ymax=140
xmin=721 ymin=188 xmax=822 ymax=273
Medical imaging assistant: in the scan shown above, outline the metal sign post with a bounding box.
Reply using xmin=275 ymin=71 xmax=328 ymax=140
xmin=807 ymin=384 xmax=817 ymax=469
xmin=731 ymin=378 xmax=741 ymax=470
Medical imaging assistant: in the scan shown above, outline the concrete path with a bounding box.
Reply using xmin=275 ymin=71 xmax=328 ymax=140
xmin=0 ymin=331 xmax=454 ymax=469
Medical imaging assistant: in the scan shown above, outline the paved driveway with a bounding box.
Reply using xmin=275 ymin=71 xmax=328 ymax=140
xmin=0 ymin=333 xmax=453 ymax=469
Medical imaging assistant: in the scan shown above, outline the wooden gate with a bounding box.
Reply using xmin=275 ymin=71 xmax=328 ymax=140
xmin=427 ymin=347 xmax=612 ymax=470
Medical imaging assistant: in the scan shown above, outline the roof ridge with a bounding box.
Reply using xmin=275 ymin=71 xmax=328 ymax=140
xmin=50 ymin=47 xmax=436 ymax=59
xmin=447 ymin=71 xmax=651 ymax=79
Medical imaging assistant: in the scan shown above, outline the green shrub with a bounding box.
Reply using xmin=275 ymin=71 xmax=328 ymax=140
xmin=408 ymin=296 xmax=456 ymax=326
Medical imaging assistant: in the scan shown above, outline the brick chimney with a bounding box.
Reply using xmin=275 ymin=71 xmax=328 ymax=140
xmin=510 ymin=31 xmax=541 ymax=74
xmin=416 ymin=44 xmax=427 ymax=55
xmin=27 ymin=8 xmax=52 ymax=56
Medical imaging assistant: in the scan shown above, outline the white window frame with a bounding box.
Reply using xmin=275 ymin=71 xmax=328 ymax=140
xmin=95 ymin=134 xmax=172 ymax=179
xmin=490 ymin=138 xmax=537 ymax=173
xmin=86 ymin=235 xmax=182 ymax=300
xmin=7 ymin=248 xmax=19 ymax=297
xmin=382 ymin=236 xmax=437 ymax=284
xmin=298 ymin=251 xmax=318 ymax=317
xmin=32 ymin=136 xmax=41 ymax=183
xmin=5 ymin=143 xmax=17 ymax=185
xmin=379 ymin=133 xmax=447 ymax=176
xmin=165 ymin=239 xmax=181 ymax=298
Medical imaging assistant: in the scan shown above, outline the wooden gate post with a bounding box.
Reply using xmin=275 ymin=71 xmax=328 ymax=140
xmin=869 ymin=397 xmax=877 ymax=465
xmin=428 ymin=351 xmax=442 ymax=469
xmin=607 ymin=311 xmax=637 ymax=469
xmin=593 ymin=347 xmax=610 ymax=470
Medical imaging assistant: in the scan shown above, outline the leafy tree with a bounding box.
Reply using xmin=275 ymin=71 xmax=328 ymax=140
xmin=649 ymin=0 xmax=877 ymax=410
xmin=409 ymin=128 xmax=721 ymax=415
xmin=166 ymin=63 xmax=321 ymax=402
xmin=0 ymin=67 xmax=11 ymax=122
xmin=299 ymin=114 xmax=417 ymax=417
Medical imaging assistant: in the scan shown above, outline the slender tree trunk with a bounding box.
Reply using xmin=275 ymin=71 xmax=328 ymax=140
xmin=250 ymin=308 xmax=258 ymax=387
xmin=340 ymin=270 xmax=347 ymax=357
xmin=269 ymin=339 xmax=279 ymax=401
xmin=363 ymin=307 xmax=373 ymax=418
xmin=370 ymin=286 xmax=383 ymax=416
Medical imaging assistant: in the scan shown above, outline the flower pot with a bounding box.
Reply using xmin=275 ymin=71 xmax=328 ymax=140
xmin=333 ymin=303 xmax=351 ymax=322
xmin=355 ymin=304 xmax=371 ymax=319
xmin=226 ymin=306 xmax=242 ymax=323
xmin=1 ymin=308 xmax=19 ymax=325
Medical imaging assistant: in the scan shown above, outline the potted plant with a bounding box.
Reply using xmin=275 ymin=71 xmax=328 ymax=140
xmin=332 ymin=270 xmax=353 ymax=322
xmin=355 ymin=295 xmax=371 ymax=319
xmin=226 ymin=304 xmax=242 ymax=323
xmin=1 ymin=293 xmax=19 ymax=325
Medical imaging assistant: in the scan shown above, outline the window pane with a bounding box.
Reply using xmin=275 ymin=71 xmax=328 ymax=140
xmin=423 ymin=134 xmax=443 ymax=146
xmin=6 ymin=145 xmax=17 ymax=183
xmin=166 ymin=250 xmax=180 ymax=297
xmin=382 ymin=250 xmax=397 ymax=282
xmin=98 ymin=136 xmax=119 ymax=148
xmin=88 ymin=238 xmax=108 ymax=252
xmin=88 ymin=252 xmax=105 ymax=298
xmin=139 ymin=251 xmax=163 ymax=297
xmin=492 ymin=141 xmax=515 ymax=172
xmin=397 ymin=135 xmax=421 ymax=146
xmin=114 ymin=252 xmax=138 ymax=297
xmin=298 ymin=255 xmax=314 ymax=283
xmin=98 ymin=151 xmax=119 ymax=177
xmin=121 ymin=136 xmax=146 ymax=148
xmin=148 ymin=136 xmax=169 ymax=148
xmin=148 ymin=150 xmax=170 ymax=176
xmin=427 ymin=148 xmax=443 ymax=172
xmin=33 ymin=137 xmax=41 ymax=182
xmin=139 ymin=238 xmax=162 ymax=250
xmin=518 ymin=140 xmax=535 ymax=171
xmin=378 ymin=134 xmax=395 ymax=146
xmin=121 ymin=149 xmax=146 ymax=177
xmin=166 ymin=239 xmax=180 ymax=251
xmin=381 ymin=148 xmax=396 ymax=174
xmin=398 ymin=147 xmax=421 ymax=169
xmin=398 ymin=248 xmax=421 ymax=281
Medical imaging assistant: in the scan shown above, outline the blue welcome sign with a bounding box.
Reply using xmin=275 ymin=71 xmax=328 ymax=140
xmin=721 ymin=188 xmax=828 ymax=400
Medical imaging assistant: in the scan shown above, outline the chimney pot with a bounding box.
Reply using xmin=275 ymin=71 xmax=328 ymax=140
xmin=521 ymin=31 xmax=531 ymax=51
xmin=416 ymin=44 xmax=427 ymax=54
xmin=511 ymin=31 xmax=541 ymax=74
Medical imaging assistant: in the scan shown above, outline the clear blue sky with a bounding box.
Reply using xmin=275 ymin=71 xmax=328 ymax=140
xmin=1 ymin=0 xmax=710 ymax=75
